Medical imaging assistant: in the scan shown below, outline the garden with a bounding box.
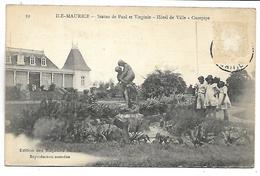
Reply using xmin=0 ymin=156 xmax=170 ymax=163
xmin=5 ymin=70 xmax=255 ymax=167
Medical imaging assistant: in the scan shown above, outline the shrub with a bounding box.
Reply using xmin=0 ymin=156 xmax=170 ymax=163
xmin=8 ymin=109 xmax=39 ymax=136
xmin=222 ymin=126 xmax=251 ymax=145
xmin=139 ymin=98 xmax=168 ymax=116
xmin=66 ymin=119 xmax=124 ymax=143
xmin=66 ymin=119 xmax=96 ymax=143
xmin=164 ymin=103 xmax=229 ymax=146
xmin=63 ymin=88 xmax=79 ymax=101
xmin=49 ymin=83 xmax=56 ymax=91
xmin=37 ymin=99 xmax=61 ymax=119
xmin=83 ymin=89 xmax=89 ymax=95
xmin=9 ymin=90 xmax=123 ymax=142
xmin=186 ymin=118 xmax=225 ymax=146
xmin=165 ymin=104 xmax=204 ymax=137
xmin=86 ymin=103 xmax=119 ymax=120
xmin=40 ymin=85 xmax=45 ymax=91
xmin=33 ymin=118 xmax=67 ymax=141
xmin=141 ymin=69 xmax=186 ymax=99
xmin=78 ymin=93 xmax=97 ymax=104
xmin=5 ymin=85 xmax=23 ymax=100
xmin=226 ymin=70 xmax=254 ymax=103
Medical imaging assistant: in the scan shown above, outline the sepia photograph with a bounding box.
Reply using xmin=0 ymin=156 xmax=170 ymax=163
xmin=4 ymin=5 xmax=256 ymax=167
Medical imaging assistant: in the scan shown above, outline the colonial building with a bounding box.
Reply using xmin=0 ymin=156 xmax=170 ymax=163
xmin=5 ymin=46 xmax=91 ymax=91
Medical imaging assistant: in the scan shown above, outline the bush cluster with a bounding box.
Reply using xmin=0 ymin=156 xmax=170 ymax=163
xmin=9 ymin=90 xmax=120 ymax=142
xmin=8 ymin=88 xmax=250 ymax=147
xmin=139 ymin=94 xmax=195 ymax=116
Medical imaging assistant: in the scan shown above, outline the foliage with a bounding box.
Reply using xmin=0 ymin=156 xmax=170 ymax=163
xmin=165 ymin=104 xmax=203 ymax=136
xmin=127 ymin=115 xmax=150 ymax=144
xmin=49 ymin=83 xmax=56 ymax=91
xmin=91 ymin=81 xmax=111 ymax=99
xmin=129 ymin=132 xmax=150 ymax=144
xmin=5 ymin=84 xmax=23 ymax=100
xmin=91 ymin=80 xmax=129 ymax=100
xmin=33 ymin=118 xmax=67 ymax=141
xmin=185 ymin=118 xmax=225 ymax=146
xmin=153 ymin=133 xmax=172 ymax=144
xmin=78 ymin=93 xmax=97 ymax=104
xmin=40 ymin=85 xmax=45 ymax=91
xmin=221 ymin=126 xmax=250 ymax=145
xmin=226 ymin=70 xmax=254 ymax=102
xmin=107 ymin=81 xmax=123 ymax=98
xmin=141 ymin=69 xmax=186 ymax=99
xmin=66 ymin=119 xmax=124 ymax=143
xmin=8 ymin=109 xmax=39 ymax=136
xmin=139 ymin=98 xmax=168 ymax=115
xmin=8 ymin=82 xmax=252 ymax=147
xmin=139 ymin=94 xmax=194 ymax=116
xmin=163 ymin=103 xmax=242 ymax=147
xmin=63 ymin=88 xmax=79 ymax=101
xmin=86 ymin=103 xmax=119 ymax=120
xmin=10 ymin=91 xmax=120 ymax=142
xmin=27 ymin=83 xmax=33 ymax=91
xmin=185 ymin=85 xmax=195 ymax=95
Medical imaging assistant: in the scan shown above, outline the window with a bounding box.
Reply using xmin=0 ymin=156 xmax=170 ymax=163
xmin=81 ymin=76 xmax=85 ymax=86
xmin=6 ymin=55 xmax=12 ymax=64
xmin=30 ymin=55 xmax=35 ymax=65
xmin=41 ymin=57 xmax=47 ymax=66
xmin=17 ymin=54 xmax=25 ymax=65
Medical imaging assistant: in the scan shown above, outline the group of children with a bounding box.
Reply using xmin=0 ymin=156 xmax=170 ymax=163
xmin=195 ymin=75 xmax=231 ymax=121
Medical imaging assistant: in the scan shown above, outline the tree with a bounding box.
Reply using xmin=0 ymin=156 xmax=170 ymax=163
xmin=141 ymin=69 xmax=186 ymax=99
xmin=226 ymin=70 xmax=253 ymax=103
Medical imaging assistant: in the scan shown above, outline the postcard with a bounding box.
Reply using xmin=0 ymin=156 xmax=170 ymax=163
xmin=5 ymin=5 xmax=255 ymax=167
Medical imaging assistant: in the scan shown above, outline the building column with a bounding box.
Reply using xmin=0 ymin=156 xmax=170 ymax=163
xmin=51 ymin=73 xmax=54 ymax=83
xmin=40 ymin=72 xmax=42 ymax=86
xmin=13 ymin=70 xmax=16 ymax=85
xmin=62 ymin=73 xmax=65 ymax=88
xmin=27 ymin=71 xmax=30 ymax=84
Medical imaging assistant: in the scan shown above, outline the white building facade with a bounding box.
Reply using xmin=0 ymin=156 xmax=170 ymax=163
xmin=5 ymin=46 xmax=91 ymax=91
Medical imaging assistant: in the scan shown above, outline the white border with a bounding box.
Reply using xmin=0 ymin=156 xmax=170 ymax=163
xmin=0 ymin=1 xmax=259 ymax=176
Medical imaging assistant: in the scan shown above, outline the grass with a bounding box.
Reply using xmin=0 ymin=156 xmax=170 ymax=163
xmin=39 ymin=141 xmax=254 ymax=167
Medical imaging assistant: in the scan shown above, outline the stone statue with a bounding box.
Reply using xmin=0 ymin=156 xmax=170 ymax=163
xmin=115 ymin=60 xmax=136 ymax=108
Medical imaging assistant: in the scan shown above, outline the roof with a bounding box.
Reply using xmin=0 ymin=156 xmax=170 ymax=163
xmin=5 ymin=47 xmax=59 ymax=70
xmin=62 ymin=48 xmax=91 ymax=71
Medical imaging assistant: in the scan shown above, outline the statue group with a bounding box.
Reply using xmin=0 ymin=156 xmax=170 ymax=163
xmin=115 ymin=60 xmax=137 ymax=108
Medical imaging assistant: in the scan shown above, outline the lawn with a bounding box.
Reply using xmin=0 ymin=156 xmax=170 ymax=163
xmin=39 ymin=141 xmax=254 ymax=167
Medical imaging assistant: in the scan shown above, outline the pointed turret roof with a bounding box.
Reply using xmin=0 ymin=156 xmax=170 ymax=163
xmin=62 ymin=46 xmax=91 ymax=71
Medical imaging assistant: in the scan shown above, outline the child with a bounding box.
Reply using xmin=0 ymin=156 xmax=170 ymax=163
xmin=195 ymin=76 xmax=206 ymax=110
xmin=204 ymin=75 xmax=219 ymax=118
xmin=213 ymin=77 xmax=220 ymax=97
xmin=218 ymin=81 xmax=231 ymax=121
xmin=115 ymin=66 xmax=123 ymax=82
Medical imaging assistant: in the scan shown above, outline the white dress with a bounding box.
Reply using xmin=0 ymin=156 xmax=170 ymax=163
xmin=218 ymin=86 xmax=231 ymax=109
xmin=195 ymin=82 xmax=206 ymax=109
xmin=204 ymin=83 xmax=219 ymax=107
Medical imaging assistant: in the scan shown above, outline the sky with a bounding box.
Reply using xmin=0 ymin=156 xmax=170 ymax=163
xmin=5 ymin=5 xmax=255 ymax=86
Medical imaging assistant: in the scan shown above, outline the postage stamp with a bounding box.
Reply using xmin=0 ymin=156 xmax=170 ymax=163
xmin=211 ymin=19 xmax=255 ymax=72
